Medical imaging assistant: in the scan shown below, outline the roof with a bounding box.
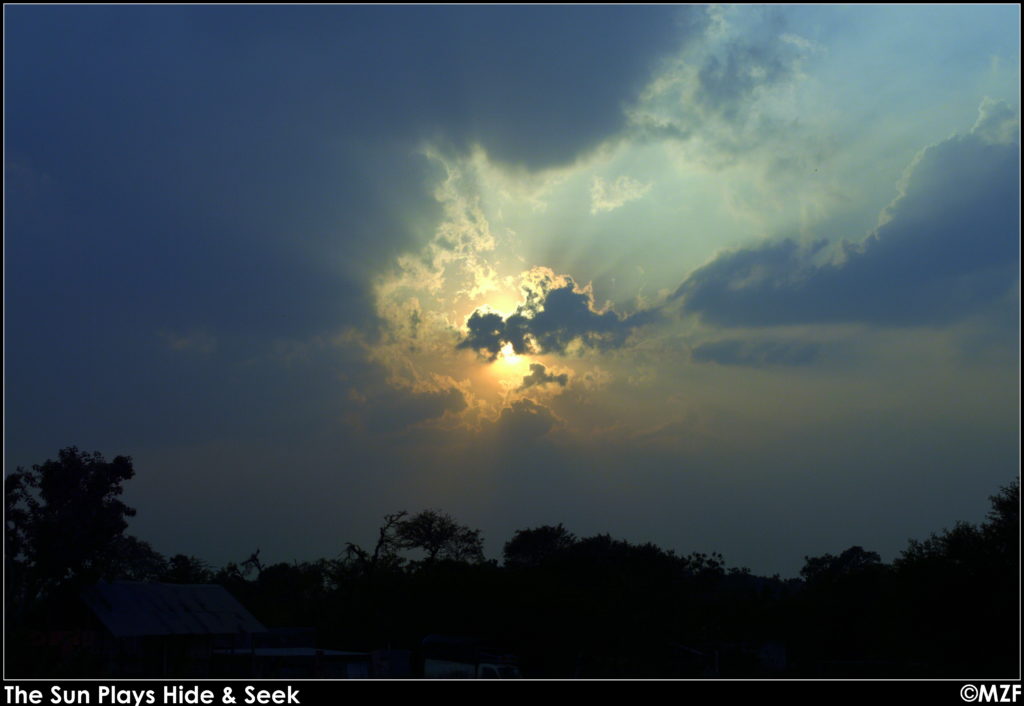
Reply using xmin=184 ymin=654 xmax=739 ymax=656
xmin=81 ymin=581 xmax=267 ymax=638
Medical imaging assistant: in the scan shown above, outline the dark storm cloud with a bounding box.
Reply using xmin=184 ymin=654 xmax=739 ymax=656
xmin=690 ymin=339 xmax=822 ymax=368
xmin=189 ymin=5 xmax=704 ymax=171
xmin=520 ymin=363 xmax=569 ymax=390
xmin=673 ymin=109 xmax=1020 ymax=327
xmin=458 ymin=281 xmax=659 ymax=360
xmin=5 ymin=7 xmax=443 ymax=345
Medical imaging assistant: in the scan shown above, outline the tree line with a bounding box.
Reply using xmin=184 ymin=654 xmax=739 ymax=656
xmin=5 ymin=447 xmax=1019 ymax=677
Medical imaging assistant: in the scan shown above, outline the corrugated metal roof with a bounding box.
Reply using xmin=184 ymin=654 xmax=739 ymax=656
xmin=81 ymin=581 xmax=267 ymax=637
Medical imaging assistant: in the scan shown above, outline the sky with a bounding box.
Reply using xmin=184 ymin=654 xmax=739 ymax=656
xmin=5 ymin=5 xmax=1020 ymax=578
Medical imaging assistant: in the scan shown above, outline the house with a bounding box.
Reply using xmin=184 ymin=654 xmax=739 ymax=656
xmin=78 ymin=581 xmax=267 ymax=677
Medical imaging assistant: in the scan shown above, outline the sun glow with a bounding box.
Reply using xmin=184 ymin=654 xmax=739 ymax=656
xmin=498 ymin=342 xmax=521 ymax=365
xmin=486 ymin=342 xmax=534 ymax=390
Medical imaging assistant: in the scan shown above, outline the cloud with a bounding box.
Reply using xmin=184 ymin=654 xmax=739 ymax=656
xmin=590 ymin=175 xmax=653 ymax=214
xmin=159 ymin=330 xmax=218 ymax=354
xmin=520 ymin=363 xmax=569 ymax=389
xmin=626 ymin=5 xmax=811 ymax=162
xmin=350 ymin=385 xmax=467 ymax=436
xmin=196 ymin=5 xmax=705 ymax=172
xmin=690 ymin=339 xmax=822 ymax=367
xmin=418 ymin=6 xmax=708 ymax=170
xmin=694 ymin=16 xmax=795 ymax=123
xmin=458 ymin=275 xmax=659 ymax=359
xmin=973 ymin=96 xmax=1021 ymax=146
xmin=673 ymin=100 xmax=1020 ymax=327
xmin=493 ymin=398 xmax=559 ymax=442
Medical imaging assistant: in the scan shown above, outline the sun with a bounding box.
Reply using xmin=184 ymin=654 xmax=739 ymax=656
xmin=487 ymin=342 xmax=533 ymax=389
xmin=498 ymin=342 xmax=521 ymax=365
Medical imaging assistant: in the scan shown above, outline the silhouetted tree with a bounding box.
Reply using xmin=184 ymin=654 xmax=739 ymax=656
xmin=5 ymin=448 xmax=140 ymax=610
xmin=682 ymin=550 xmax=727 ymax=577
xmin=5 ymin=472 xmax=33 ymax=620
xmin=899 ymin=522 xmax=985 ymax=568
xmin=241 ymin=548 xmax=263 ymax=577
xmin=888 ymin=478 xmax=1020 ymax=675
xmin=99 ymin=535 xmax=166 ymax=582
xmin=213 ymin=562 xmax=247 ymax=587
xmin=251 ymin=561 xmax=335 ymax=627
xmin=343 ymin=511 xmax=408 ymax=575
xmin=984 ymin=478 xmax=1019 ymax=563
xmin=896 ymin=480 xmax=1019 ymax=574
xmin=162 ymin=554 xmax=213 ymax=584
xmin=397 ymin=509 xmax=485 ymax=563
xmin=800 ymin=546 xmax=882 ymax=584
xmin=504 ymin=524 xmax=577 ymax=568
